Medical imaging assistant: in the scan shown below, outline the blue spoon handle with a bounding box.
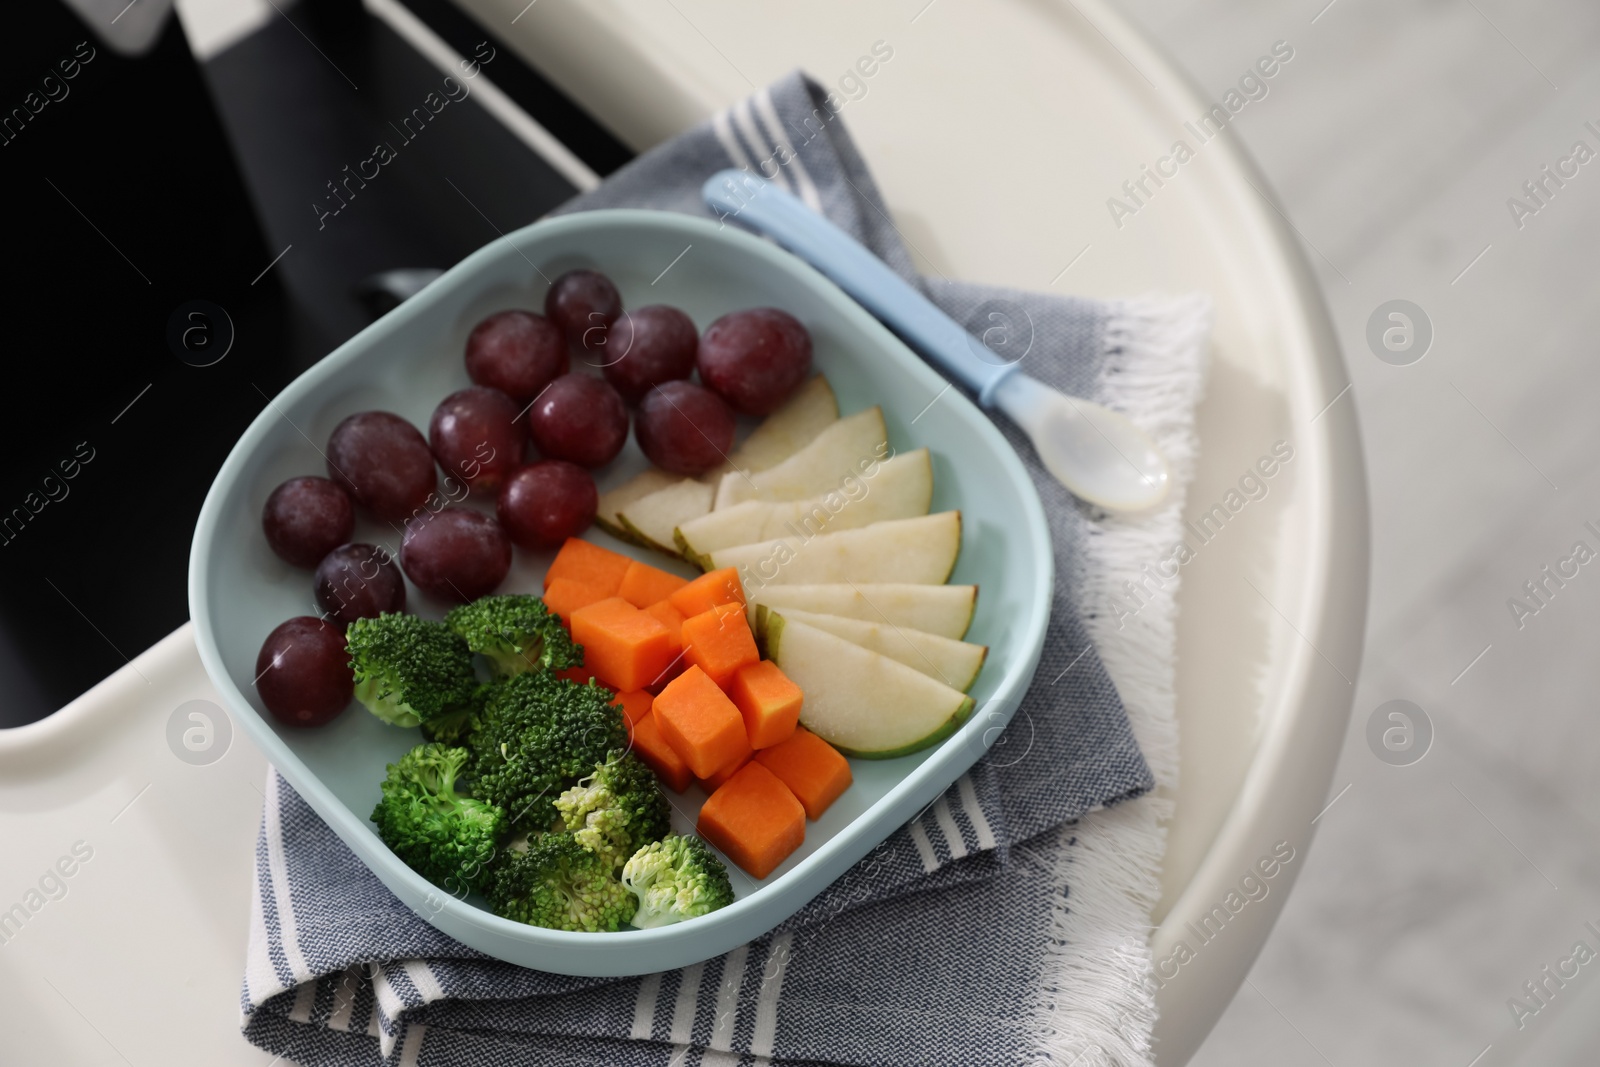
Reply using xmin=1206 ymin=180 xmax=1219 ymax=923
xmin=701 ymin=170 xmax=1019 ymax=407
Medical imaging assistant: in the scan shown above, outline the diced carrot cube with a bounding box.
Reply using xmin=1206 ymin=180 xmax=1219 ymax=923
xmin=543 ymin=577 xmax=611 ymax=625
xmin=754 ymin=727 xmax=852 ymax=820
xmin=697 ymin=754 xmax=750 ymax=794
xmin=668 ymin=567 xmax=745 ymax=619
xmin=730 ymin=660 xmax=803 ymax=750
xmin=681 ymin=603 xmax=759 ymax=690
xmin=653 ymin=665 xmax=751 ymax=779
xmin=614 ymin=688 xmax=653 ymax=726
xmin=545 ymin=538 xmax=631 ymax=595
xmin=697 ymin=762 xmax=805 ymax=879
xmin=613 ymin=689 xmax=654 ymax=731
xmin=631 ymin=713 xmax=692 ymax=792
xmin=570 ymin=597 xmax=681 ymax=692
xmin=556 ymin=664 xmax=606 ymax=688
xmin=645 ymin=656 xmax=688 ymax=695
xmin=618 ymin=559 xmax=690 ymax=608
xmin=642 ymin=599 xmax=686 ymax=643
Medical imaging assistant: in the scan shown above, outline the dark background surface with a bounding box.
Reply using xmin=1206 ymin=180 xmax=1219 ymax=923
xmin=0 ymin=0 xmax=631 ymax=726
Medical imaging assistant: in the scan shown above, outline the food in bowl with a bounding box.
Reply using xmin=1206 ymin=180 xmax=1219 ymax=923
xmin=247 ymin=266 xmax=987 ymax=931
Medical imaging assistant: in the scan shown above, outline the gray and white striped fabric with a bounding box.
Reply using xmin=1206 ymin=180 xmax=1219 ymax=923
xmin=242 ymin=72 xmax=1203 ymax=1066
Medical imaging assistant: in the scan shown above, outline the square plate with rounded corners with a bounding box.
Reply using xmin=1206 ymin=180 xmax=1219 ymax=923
xmin=188 ymin=209 xmax=1053 ymax=976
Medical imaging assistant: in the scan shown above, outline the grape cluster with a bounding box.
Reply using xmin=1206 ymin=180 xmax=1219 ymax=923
xmin=252 ymin=268 xmax=812 ymax=728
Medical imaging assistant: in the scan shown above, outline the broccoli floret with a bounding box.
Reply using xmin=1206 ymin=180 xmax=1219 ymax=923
xmin=621 ymin=834 xmax=735 ymax=929
xmin=485 ymin=831 xmax=637 ymax=932
xmin=371 ymin=743 xmax=506 ymax=894
xmin=445 ymin=595 xmax=583 ymax=678
xmin=555 ymin=753 xmax=671 ymax=869
xmin=419 ymin=683 xmax=493 ymax=746
xmin=347 ymin=613 xmax=479 ymax=728
xmin=469 ymin=671 xmax=628 ymax=831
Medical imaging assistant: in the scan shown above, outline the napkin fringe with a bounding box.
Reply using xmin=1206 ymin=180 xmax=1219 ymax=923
xmin=1026 ymin=293 xmax=1211 ymax=1065
xmin=1026 ymin=803 xmax=1170 ymax=1065
xmin=1083 ymin=292 xmax=1211 ymax=787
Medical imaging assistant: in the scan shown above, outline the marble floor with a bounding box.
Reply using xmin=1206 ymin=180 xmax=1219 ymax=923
xmin=1112 ymin=0 xmax=1600 ymax=1063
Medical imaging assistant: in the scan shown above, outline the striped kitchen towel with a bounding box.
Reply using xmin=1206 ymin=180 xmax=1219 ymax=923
xmin=242 ymin=71 xmax=1208 ymax=1066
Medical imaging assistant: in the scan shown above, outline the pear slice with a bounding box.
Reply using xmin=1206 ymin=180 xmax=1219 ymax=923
xmin=616 ymin=478 xmax=715 ymax=556
xmin=675 ymin=449 xmax=933 ymax=567
xmin=764 ymin=614 xmax=975 ymax=758
xmin=714 ymin=407 xmax=888 ymax=510
xmin=754 ymin=605 xmax=986 ymax=692
xmin=709 ymin=512 xmax=960 ymax=587
xmin=599 ymin=378 xmax=836 ymax=545
xmin=705 ymin=375 xmax=839 ymax=480
xmin=595 ymin=468 xmax=680 ymax=544
xmin=746 ymin=583 xmax=978 ymax=639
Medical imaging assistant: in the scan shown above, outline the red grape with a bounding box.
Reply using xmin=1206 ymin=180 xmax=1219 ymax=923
xmin=464 ymin=310 xmax=566 ymax=402
xmin=635 ymin=381 xmax=735 ymax=476
xmin=326 ymin=411 xmax=437 ymax=523
xmin=314 ymin=543 xmax=406 ymax=627
xmin=497 ymin=461 xmax=598 ymax=549
xmin=255 ymin=616 xmax=353 ymax=727
xmin=400 ymin=507 xmax=511 ymax=602
xmin=526 ymin=373 xmax=628 ymax=468
xmin=429 ymin=386 xmax=527 ymax=494
xmin=697 ymin=308 xmax=812 ymax=415
xmin=262 ymin=476 xmax=353 ymax=568
xmin=603 ymin=305 xmax=698 ymax=404
xmin=545 ymin=269 xmax=622 ymax=356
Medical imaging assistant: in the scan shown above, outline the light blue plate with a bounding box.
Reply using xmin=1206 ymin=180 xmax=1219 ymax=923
xmin=188 ymin=209 xmax=1052 ymax=976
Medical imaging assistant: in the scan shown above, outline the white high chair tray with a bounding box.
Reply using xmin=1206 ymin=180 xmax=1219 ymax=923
xmin=0 ymin=1 xmax=1365 ymax=1063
